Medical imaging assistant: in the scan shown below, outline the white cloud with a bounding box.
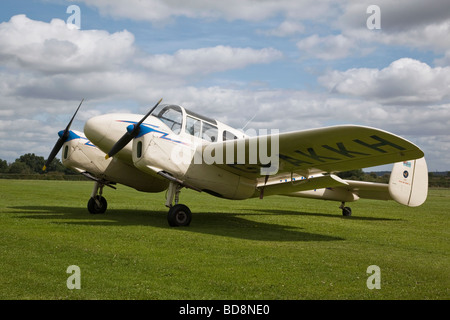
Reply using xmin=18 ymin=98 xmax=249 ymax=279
xmin=435 ymin=50 xmax=450 ymax=67
xmin=319 ymin=58 xmax=450 ymax=104
xmin=0 ymin=15 xmax=282 ymax=107
xmin=0 ymin=15 xmax=135 ymax=74
xmin=296 ymin=34 xmax=358 ymax=60
xmin=0 ymin=15 xmax=287 ymax=162
xmin=340 ymin=0 xmax=450 ymax=33
xmin=138 ymin=46 xmax=283 ymax=76
xmin=79 ymin=0 xmax=333 ymax=23
xmin=338 ymin=1 xmax=450 ymax=55
xmin=261 ymin=20 xmax=305 ymax=37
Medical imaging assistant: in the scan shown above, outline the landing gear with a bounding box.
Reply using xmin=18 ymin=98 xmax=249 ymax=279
xmin=88 ymin=181 xmax=108 ymax=214
xmin=168 ymin=204 xmax=192 ymax=227
xmin=339 ymin=202 xmax=352 ymax=216
xmin=88 ymin=195 xmax=107 ymax=214
xmin=165 ymin=181 xmax=191 ymax=227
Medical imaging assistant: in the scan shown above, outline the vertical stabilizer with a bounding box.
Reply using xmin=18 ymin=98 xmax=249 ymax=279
xmin=389 ymin=157 xmax=428 ymax=207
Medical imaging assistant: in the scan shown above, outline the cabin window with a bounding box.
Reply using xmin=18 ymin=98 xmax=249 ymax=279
xmin=202 ymin=122 xmax=218 ymax=142
xmin=185 ymin=116 xmax=201 ymax=138
xmin=223 ymin=130 xmax=238 ymax=141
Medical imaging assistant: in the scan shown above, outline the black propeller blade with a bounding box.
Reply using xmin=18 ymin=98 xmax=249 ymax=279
xmin=105 ymin=98 xmax=163 ymax=159
xmin=42 ymin=99 xmax=84 ymax=171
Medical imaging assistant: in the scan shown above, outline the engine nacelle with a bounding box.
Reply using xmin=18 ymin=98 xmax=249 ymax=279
xmin=132 ymin=127 xmax=193 ymax=178
xmin=61 ymin=130 xmax=111 ymax=175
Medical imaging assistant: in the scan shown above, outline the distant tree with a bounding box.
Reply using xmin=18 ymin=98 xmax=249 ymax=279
xmin=18 ymin=153 xmax=45 ymax=173
xmin=8 ymin=160 xmax=33 ymax=174
xmin=337 ymin=169 xmax=365 ymax=180
xmin=0 ymin=154 xmax=77 ymax=177
xmin=46 ymin=157 xmax=74 ymax=174
xmin=0 ymin=159 xmax=8 ymax=173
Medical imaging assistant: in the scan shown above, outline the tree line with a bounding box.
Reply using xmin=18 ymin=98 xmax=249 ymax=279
xmin=0 ymin=153 xmax=75 ymax=176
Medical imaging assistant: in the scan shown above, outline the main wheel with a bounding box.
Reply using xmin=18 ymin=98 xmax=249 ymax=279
xmin=167 ymin=204 xmax=192 ymax=227
xmin=88 ymin=196 xmax=107 ymax=214
xmin=342 ymin=206 xmax=352 ymax=216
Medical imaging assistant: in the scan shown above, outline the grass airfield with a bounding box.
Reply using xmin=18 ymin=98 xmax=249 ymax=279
xmin=0 ymin=179 xmax=448 ymax=300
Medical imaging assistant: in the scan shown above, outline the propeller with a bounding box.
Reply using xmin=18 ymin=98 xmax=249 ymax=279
xmin=105 ymin=98 xmax=163 ymax=160
xmin=42 ymin=99 xmax=84 ymax=171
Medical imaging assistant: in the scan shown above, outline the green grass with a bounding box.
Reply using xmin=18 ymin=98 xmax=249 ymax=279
xmin=0 ymin=179 xmax=448 ymax=300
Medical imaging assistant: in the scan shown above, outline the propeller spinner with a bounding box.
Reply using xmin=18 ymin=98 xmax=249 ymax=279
xmin=105 ymin=98 xmax=163 ymax=159
xmin=42 ymin=99 xmax=84 ymax=171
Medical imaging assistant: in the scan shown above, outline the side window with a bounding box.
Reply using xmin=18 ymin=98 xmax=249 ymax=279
xmin=185 ymin=116 xmax=201 ymax=138
xmin=223 ymin=130 xmax=238 ymax=141
xmin=202 ymin=122 xmax=218 ymax=142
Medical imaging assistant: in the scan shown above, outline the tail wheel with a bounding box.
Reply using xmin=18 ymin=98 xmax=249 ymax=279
xmin=88 ymin=196 xmax=107 ymax=214
xmin=168 ymin=204 xmax=192 ymax=227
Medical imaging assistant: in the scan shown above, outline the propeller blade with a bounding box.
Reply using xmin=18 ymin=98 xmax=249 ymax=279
xmin=42 ymin=99 xmax=84 ymax=171
xmin=137 ymin=98 xmax=163 ymax=127
xmin=43 ymin=137 xmax=65 ymax=171
xmin=104 ymin=130 xmax=135 ymax=160
xmin=65 ymin=98 xmax=84 ymax=133
xmin=105 ymin=98 xmax=162 ymax=159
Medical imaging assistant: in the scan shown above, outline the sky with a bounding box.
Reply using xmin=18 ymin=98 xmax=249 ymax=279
xmin=0 ymin=0 xmax=449 ymax=171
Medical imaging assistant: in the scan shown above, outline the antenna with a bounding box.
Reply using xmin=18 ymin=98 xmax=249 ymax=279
xmin=241 ymin=109 xmax=258 ymax=131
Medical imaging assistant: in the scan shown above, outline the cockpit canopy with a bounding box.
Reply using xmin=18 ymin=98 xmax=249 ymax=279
xmin=151 ymin=104 xmax=243 ymax=142
xmin=151 ymin=104 xmax=183 ymax=135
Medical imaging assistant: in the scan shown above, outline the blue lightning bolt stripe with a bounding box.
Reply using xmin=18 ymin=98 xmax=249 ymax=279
xmin=58 ymin=130 xmax=95 ymax=147
xmin=117 ymin=120 xmax=190 ymax=146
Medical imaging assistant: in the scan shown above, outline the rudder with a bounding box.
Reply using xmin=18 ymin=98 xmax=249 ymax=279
xmin=389 ymin=157 xmax=428 ymax=207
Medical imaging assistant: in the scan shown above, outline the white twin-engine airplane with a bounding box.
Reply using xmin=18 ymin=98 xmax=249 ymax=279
xmin=43 ymin=99 xmax=428 ymax=226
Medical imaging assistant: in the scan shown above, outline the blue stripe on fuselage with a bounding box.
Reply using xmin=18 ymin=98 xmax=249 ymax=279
xmin=118 ymin=120 xmax=188 ymax=145
xmin=58 ymin=130 xmax=95 ymax=147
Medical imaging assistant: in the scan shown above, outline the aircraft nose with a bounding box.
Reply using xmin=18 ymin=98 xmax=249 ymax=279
xmin=84 ymin=115 xmax=112 ymax=148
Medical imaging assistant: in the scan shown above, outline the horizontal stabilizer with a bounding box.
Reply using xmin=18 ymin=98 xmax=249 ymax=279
xmin=343 ymin=180 xmax=390 ymax=201
xmin=260 ymin=174 xmax=348 ymax=197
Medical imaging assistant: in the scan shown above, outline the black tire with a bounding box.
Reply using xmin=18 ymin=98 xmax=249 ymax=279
xmin=88 ymin=196 xmax=107 ymax=214
xmin=342 ymin=206 xmax=352 ymax=216
xmin=167 ymin=204 xmax=192 ymax=227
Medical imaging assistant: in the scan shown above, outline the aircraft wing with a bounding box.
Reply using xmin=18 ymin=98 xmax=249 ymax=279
xmin=209 ymin=125 xmax=424 ymax=179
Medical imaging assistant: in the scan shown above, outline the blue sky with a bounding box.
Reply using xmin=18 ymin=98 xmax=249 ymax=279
xmin=0 ymin=0 xmax=449 ymax=171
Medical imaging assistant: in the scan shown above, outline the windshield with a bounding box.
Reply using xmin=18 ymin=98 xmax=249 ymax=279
xmin=151 ymin=105 xmax=182 ymax=134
